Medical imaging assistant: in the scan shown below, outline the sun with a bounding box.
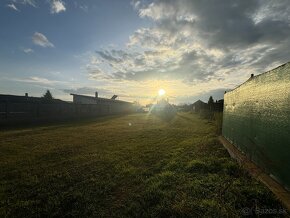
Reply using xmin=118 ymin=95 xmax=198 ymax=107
xmin=158 ymin=89 xmax=166 ymax=96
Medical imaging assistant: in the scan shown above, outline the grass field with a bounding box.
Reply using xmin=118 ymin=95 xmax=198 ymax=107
xmin=0 ymin=113 xmax=286 ymax=217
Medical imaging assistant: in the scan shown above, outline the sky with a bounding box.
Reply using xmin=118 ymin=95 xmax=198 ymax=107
xmin=1 ymin=0 xmax=290 ymax=105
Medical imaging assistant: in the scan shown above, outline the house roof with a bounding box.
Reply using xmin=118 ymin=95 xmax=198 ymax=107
xmin=70 ymin=93 xmax=132 ymax=104
xmin=192 ymin=100 xmax=207 ymax=106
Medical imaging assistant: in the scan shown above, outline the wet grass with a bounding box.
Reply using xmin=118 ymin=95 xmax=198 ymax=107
xmin=0 ymin=113 xmax=286 ymax=217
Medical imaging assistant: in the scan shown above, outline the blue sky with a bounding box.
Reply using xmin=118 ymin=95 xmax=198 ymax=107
xmin=0 ymin=0 xmax=149 ymax=101
xmin=1 ymin=0 xmax=290 ymax=104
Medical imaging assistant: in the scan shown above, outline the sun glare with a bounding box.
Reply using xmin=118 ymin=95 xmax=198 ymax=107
xmin=158 ymin=89 xmax=166 ymax=96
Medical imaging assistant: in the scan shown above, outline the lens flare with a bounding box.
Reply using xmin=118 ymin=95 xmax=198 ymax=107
xmin=158 ymin=89 xmax=166 ymax=96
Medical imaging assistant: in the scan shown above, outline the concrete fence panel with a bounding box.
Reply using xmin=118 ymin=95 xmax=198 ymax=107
xmin=0 ymin=101 xmax=135 ymax=125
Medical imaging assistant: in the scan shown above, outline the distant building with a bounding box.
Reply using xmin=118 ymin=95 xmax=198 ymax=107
xmin=153 ymin=99 xmax=172 ymax=112
xmin=0 ymin=93 xmax=67 ymax=104
xmin=177 ymin=104 xmax=191 ymax=112
xmin=192 ymin=99 xmax=224 ymax=112
xmin=150 ymin=98 xmax=176 ymax=117
xmin=70 ymin=92 xmax=132 ymax=106
xmin=192 ymin=100 xmax=208 ymax=112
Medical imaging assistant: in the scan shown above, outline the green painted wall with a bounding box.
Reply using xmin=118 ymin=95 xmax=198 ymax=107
xmin=223 ymin=62 xmax=290 ymax=190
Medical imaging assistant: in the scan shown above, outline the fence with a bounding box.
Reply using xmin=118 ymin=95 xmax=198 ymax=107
xmin=222 ymin=62 xmax=290 ymax=190
xmin=0 ymin=102 xmax=135 ymax=125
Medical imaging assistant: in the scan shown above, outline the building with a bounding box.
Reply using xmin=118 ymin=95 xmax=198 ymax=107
xmin=70 ymin=92 xmax=135 ymax=114
xmin=192 ymin=100 xmax=208 ymax=112
xmin=192 ymin=99 xmax=224 ymax=112
xmin=70 ymin=92 xmax=131 ymax=105
xmin=150 ymin=98 xmax=176 ymax=118
xmin=152 ymin=99 xmax=172 ymax=112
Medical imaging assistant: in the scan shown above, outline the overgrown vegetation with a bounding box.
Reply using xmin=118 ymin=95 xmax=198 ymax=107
xmin=195 ymin=96 xmax=224 ymax=134
xmin=213 ymin=112 xmax=223 ymax=134
xmin=197 ymin=109 xmax=223 ymax=134
xmin=0 ymin=113 xmax=285 ymax=217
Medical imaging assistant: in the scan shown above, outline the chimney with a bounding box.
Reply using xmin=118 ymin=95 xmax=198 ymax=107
xmin=95 ymin=92 xmax=98 ymax=98
xmin=251 ymin=74 xmax=254 ymax=78
xmin=25 ymin=93 xmax=28 ymax=97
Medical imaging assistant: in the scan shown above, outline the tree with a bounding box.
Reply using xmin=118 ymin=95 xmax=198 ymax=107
xmin=208 ymin=96 xmax=214 ymax=105
xmin=208 ymin=96 xmax=214 ymax=111
xmin=42 ymin=90 xmax=53 ymax=102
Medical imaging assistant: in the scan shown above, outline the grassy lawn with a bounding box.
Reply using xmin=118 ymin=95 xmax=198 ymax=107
xmin=0 ymin=113 xmax=285 ymax=217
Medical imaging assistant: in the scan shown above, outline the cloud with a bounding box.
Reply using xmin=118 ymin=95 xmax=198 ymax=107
xmin=9 ymin=0 xmax=66 ymax=13
xmin=82 ymin=0 xmax=290 ymax=104
xmin=62 ymin=87 xmax=114 ymax=96
xmin=14 ymin=0 xmax=37 ymax=7
xmin=89 ymin=0 xmax=290 ymax=86
xmin=23 ymin=48 xmax=34 ymax=53
xmin=8 ymin=76 xmax=66 ymax=85
xmin=137 ymin=0 xmax=290 ymax=49
xmin=50 ymin=0 xmax=66 ymax=14
xmin=7 ymin=3 xmax=20 ymax=11
xmin=23 ymin=0 xmax=37 ymax=7
xmin=32 ymin=32 xmax=54 ymax=48
xmin=79 ymin=5 xmax=88 ymax=12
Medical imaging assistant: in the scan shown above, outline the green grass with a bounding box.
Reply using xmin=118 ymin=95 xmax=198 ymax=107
xmin=0 ymin=113 xmax=286 ymax=217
